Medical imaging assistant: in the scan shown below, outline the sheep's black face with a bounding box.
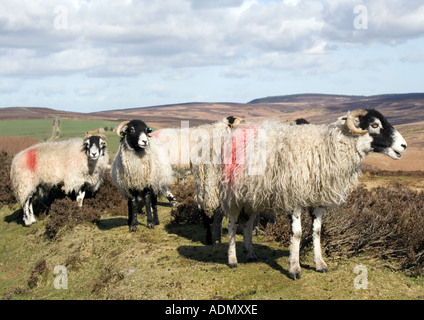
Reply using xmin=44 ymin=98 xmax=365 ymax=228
xmin=357 ymin=109 xmax=407 ymax=159
xmin=122 ymin=120 xmax=153 ymax=151
xmin=84 ymin=136 xmax=107 ymax=161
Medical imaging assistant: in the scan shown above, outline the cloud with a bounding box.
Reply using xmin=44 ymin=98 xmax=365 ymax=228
xmin=0 ymin=0 xmax=423 ymax=80
xmin=321 ymin=0 xmax=424 ymax=44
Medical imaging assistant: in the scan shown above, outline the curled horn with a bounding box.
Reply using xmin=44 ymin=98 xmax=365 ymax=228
xmin=346 ymin=109 xmax=369 ymax=135
xmin=116 ymin=120 xmax=130 ymax=138
xmin=83 ymin=134 xmax=92 ymax=143
xmin=98 ymin=134 xmax=107 ymax=143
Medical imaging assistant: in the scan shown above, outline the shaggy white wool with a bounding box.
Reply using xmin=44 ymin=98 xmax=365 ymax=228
xmin=11 ymin=138 xmax=109 ymax=206
xmin=110 ymin=138 xmax=174 ymax=198
xmin=220 ymin=119 xmax=366 ymax=214
xmin=190 ymin=119 xmax=240 ymax=218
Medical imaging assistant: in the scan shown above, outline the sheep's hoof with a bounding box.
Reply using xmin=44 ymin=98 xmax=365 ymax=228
xmin=247 ymin=255 xmax=258 ymax=263
xmin=290 ymin=272 xmax=301 ymax=280
xmin=228 ymin=263 xmax=238 ymax=269
xmin=147 ymin=223 xmax=155 ymax=229
xmin=317 ymin=267 xmax=328 ymax=273
xmin=129 ymin=226 xmax=137 ymax=232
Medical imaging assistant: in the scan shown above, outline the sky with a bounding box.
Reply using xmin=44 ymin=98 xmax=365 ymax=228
xmin=0 ymin=0 xmax=423 ymax=113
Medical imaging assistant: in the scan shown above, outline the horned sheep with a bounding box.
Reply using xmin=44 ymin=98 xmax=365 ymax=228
xmin=219 ymin=109 xmax=407 ymax=279
xmin=110 ymin=119 xmax=174 ymax=231
xmin=10 ymin=135 xmax=109 ymax=226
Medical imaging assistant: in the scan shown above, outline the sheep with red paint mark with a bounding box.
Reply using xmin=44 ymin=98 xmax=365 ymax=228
xmin=10 ymin=135 xmax=109 ymax=226
xmin=219 ymin=109 xmax=407 ymax=279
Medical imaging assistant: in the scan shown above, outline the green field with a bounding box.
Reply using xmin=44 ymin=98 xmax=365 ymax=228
xmin=0 ymin=118 xmax=122 ymax=155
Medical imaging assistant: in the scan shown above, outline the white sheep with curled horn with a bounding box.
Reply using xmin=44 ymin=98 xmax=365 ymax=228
xmin=219 ymin=108 xmax=407 ymax=279
xmin=10 ymin=134 xmax=109 ymax=226
xmin=110 ymin=119 xmax=174 ymax=231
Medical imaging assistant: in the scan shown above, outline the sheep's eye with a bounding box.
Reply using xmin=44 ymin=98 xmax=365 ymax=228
xmin=129 ymin=127 xmax=135 ymax=133
xmin=146 ymin=127 xmax=153 ymax=134
xmin=371 ymin=123 xmax=379 ymax=129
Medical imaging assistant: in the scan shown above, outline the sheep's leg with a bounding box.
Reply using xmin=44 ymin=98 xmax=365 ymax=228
xmin=128 ymin=198 xmax=138 ymax=232
xmin=143 ymin=189 xmax=155 ymax=229
xmin=212 ymin=207 xmax=223 ymax=245
xmin=289 ymin=207 xmax=302 ymax=280
xmin=227 ymin=213 xmax=238 ymax=268
xmin=311 ymin=207 xmax=328 ymax=273
xmin=23 ymin=197 xmax=36 ymax=226
xmin=243 ymin=214 xmax=257 ymax=262
xmin=165 ymin=190 xmax=178 ymax=207
xmin=151 ymin=191 xmax=159 ymax=226
xmin=200 ymin=209 xmax=213 ymax=245
xmin=76 ymin=188 xmax=86 ymax=207
xmin=28 ymin=198 xmax=36 ymax=225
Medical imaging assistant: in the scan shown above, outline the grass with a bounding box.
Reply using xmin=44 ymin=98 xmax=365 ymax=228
xmin=1 ymin=123 xmax=424 ymax=300
xmin=1 ymin=202 xmax=423 ymax=300
xmin=0 ymin=119 xmax=53 ymax=141
xmin=0 ymin=118 xmax=122 ymax=156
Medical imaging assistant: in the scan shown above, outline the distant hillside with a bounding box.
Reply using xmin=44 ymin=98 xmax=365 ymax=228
xmin=1 ymin=92 xmax=423 ymax=147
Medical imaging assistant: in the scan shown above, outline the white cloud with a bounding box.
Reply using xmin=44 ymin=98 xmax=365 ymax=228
xmin=0 ymin=0 xmax=422 ymax=79
xmin=0 ymin=0 xmax=423 ymax=111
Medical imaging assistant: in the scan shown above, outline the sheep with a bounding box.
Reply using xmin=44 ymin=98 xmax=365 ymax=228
xmin=151 ymin=116 xmax=243 ymax=242
xmin=175 ymin=116 xmax=244 ymax=244
xmin=194 ymin=116 xmax=309 ymax=245
xmin=10 ymin=135 xmax=109 ymax=226
xmin=152 ymin=116 xmax=244 ymax=181
xmin=219 ymin=109 xmax=407 ymax=279
xmin=110 ymin=119 xmax=174 ymax=232
xmin=295 ymin=118 xmax=310 ymax=125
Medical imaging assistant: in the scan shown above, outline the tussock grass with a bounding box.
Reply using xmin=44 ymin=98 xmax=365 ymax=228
xmin=1 ymin=151 xmax=424 ymax=300
xmin=1 ymin=204 xmax=424 ymax=300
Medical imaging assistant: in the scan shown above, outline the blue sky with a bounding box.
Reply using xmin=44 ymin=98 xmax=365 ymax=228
xmin=0 ymin=0 xmax=423 ymax=112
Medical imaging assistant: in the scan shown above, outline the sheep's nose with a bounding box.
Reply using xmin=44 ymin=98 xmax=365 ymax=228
xmin=401 ymin=144 xmax=407 ymax=150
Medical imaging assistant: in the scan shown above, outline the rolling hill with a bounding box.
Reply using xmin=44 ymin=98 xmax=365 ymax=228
xmin=1 ymin=93 xmax=423 ymax=171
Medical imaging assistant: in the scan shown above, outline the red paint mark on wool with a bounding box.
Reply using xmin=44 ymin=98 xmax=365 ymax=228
xmin=223 ymin=125 xmax=258 ymax=187
xmin=25 ymin=148 xmax=38 ymax=172
xmin=152 ymin=131 xmax=160 ymax=139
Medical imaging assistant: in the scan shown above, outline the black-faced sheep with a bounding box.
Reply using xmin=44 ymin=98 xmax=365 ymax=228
xmin=219 ymin=109 xmax=407 ymax=279
xmin=110 ymin=120 xmax=173 ymax=232
xmin=10 ymin=135 xmax=109 ymax=226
